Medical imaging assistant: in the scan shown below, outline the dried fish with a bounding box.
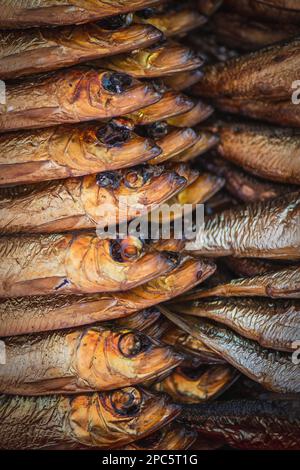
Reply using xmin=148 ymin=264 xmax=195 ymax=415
xmin=163 ymin=69 xmax=204 ymax=91
xmin=166 ymin=100 xmax=214 ymax=128
xmin=224 ymin=257 xmax=296 ymax=277
xmin=148 ymin=126 xmax=199 ymax=164
xmin=172 ymin=130 xmax=219 ymax=163
xmin=224 ymin=0 xmax=300 ymax=23
xmin=121 ymin=424 xmax=196 ymax=450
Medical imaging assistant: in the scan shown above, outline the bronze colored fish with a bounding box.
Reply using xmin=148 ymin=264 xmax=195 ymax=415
xmin=179 ymin=399 xmax=300 ymax=450
xmin=153 ymin=365 xmax=238 ymax=404
xmin=166 ymin=100 xmax=214 ymax=128
xmin=0 ymin=387 xmax=179 ymax=449
xmin=0 ymin=163 xmax=191 ymax=234
xmin=186 ymin=31 xmax=238 ymax=64
xmin=102 ymin=40 xmax=204 ymax=78
xmin=172 ymin=298 xmax=300 ymax=351
xmin=111 ymin=307 xmax=161 ymax=332
xmin=121 ymin=423 xmax=196 ymax=450
xmin=0 ymin=67 xmax=161 ymax=132
xmin=148 ymin=126 xmax=199 ymax=164
xmin=187 ymin=266 xmax=300 ymax=299
xmin=186 ymin=192 xmax=300 ymax=260
xmin=161 ymin=308 xmax=300 ymax=393
xmin=0 ymin=327 xmax=182 ymax=395
xmin=163 ymin=69 xmax=204 ymax=91
xmin=0 ymin=23 xmax=163 ymax=79
xmin=0 ymin=121 xmax=163 ymax=187
xmin=224 ymin=0 xmax=300 ymax=23
xmin=172 ymin=131 xmax=219 ymax=163
xmin=0 ymin=0 xmax=166 ymax=29
xmin=0 ymin=234 xmax=178 ymax=298
xmin=224 ymin=256 xmax=296 ymax=278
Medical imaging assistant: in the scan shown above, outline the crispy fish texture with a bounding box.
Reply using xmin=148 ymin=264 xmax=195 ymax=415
xmin=192 ymin=38 xmax=300 ymax=102
xmin=161 ymin=308 xmax=300 ymax=393
xmin=0 ymin=121 xmax=162 ymax=186
xmin=173 ymin=298 xmax=300 ymax=351
xmin=102 ymin=41 xmax=204 ymax=78
xmin=153 ymin=365 xmax=238 ymax=404
xmin=0 ymin=23 xmax=163 ymax=79
xmin=166 ymin=100 xmax=214 ymax=128
xmin=0 ymin=388 xmax=179 ymax=449
xmin=0 ymin=327 xmax=182 ymax=395
xmin=0 ymin=0 xmax=166 ymax=28
xmin=0 ymin=257 xmax=215 ymax=336
xmin=186 ymin=266 xmax=300 ymax=299
xmin=224 ymin=0 xmax=300 ymax=23
xmin=0 ymin=234 xmax=177 ymax=297
xmin=121 ymin=423 xmax=196 ymax=450
xmin=186 ymin=192 xmax=300 ymax=259
xmin=0 ymin=163 xmax=190 ymax=233
xmin=172 ymin=131 xmax=219 ymax=163
xmin=0 ymin=67 xmax=161 ymax=132
xmin=163 ymin=69 xmax=204 ymax=91
xmin=179 ymin=399 xmax=300 ymax=450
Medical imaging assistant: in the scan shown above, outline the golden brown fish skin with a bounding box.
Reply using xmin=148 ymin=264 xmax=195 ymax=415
xmin=0 ymin=387 xmax=179 ymax=450
xmin=0 ymin=164 xmax=189 ymax=233
xmin=192 ymin=38 xmax=300 ymax=102
xmin=161 ymin=308 xmax=300 ymax=394
xmin=121 ymin=423 xmax=196 ymax=450
xmin=111 ymin=307 xmax=161 ymax=332
xmin=173 ymin=298 xmax=300 ymax=352
xmin=0 ymin=327 xmax=182 ymax=395
xmin=0 ymin=257 xmax=215 ymax=336
xmin=0 ymin=0 xmax=167 ymax=29
xmin=0 ymin=67 xmax=161 ymax=132
xmin=189 ymin=267 xmax=300 ymax=300
xmin=102 ymin=40 xmax=204 ymax=78
xmin=197 ymin=0 xmax=223 ymax=16
xmin=0 ymin=24 xmax=163 ymax=79
xmin=224 ymin=256 xmax=297 ymax=278
xmin=211 ymin=12 xmax=300 ymax=51
xmin=186 ymin=192 xmax=300 ymax=259
xmin=163 ymin=69 xmax=204 ymax=91
xmin=149 ymin=127 xmax=198 ymax=164
xmin=153 ymin=365 xmax=238 ymax=404
xmin=0 ymin=234 xmax=178 ymax=298
xmin=166 ymin=100 xmax=214 ymax=128
xmin=172 ymin=131 xmax=219 ymax=163
xmin=0 ymin=121 xmax=163 ymax=187
xmin=180 ymin=399 xmax=300 ymax=450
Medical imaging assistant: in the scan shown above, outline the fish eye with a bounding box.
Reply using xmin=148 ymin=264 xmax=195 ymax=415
xmin=102 ymin=72 xmax=133 ymax=94
xmin=96 ymin=123 xmax=131 ymax=147
xmin=124 ymin=168 xmax=146 ymax=189
xmin=97 ymin=13 xmax=132 ymax=29
xmin=110 ymin=237 xmax=143 ymax=263
xmin=118 ymin=332 xmax=152 ymax=357
xmin=147 ymin=121 xmax=169 ymax=139
xmin=96 ymin=171 xmax=121 ymax=189
xmin=110 ymin=387 xmax=142 ymax=416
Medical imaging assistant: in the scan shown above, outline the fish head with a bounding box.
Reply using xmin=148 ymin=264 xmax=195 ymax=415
xmin=116 ymin=307 xmax=162 ymax=331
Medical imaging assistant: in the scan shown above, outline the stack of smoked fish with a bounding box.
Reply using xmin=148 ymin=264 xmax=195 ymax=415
xmin=0 ymin=0 xmax=299 ymax=451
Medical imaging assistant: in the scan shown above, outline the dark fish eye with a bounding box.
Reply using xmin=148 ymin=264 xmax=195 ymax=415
xmin=96 ymin=171 xmax=121 ymax=189
xmin=102 ymin=72 xmax=133 ymax=94
xmin=118 ymin=332 xmax=152 ymax=357
xmin=97 ymin=13 xmax=132 ymax=29
xmin=110 ymin=387 xmax=142 ymax=416
xmin=124 ymin=168 xmax=146 ymax=189
xmin=110 ymin=237 xmax=143 ymax=263
xmin=146 ymin=121 xmax=169 ymax=139
xmin=96 ymin=123 xmax=131 ymax=147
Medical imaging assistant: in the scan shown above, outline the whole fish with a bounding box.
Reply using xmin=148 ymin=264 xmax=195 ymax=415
xmin=172 ymin=131 xmax=219 ymax=163
xmin=163 ymin=69 xmax=204 ymax=91
xmin=197 ymin=0 xmax=223 ymax=16
xmin=121 ymin=423 xmax=196 ymax=450
xmin=148 ymin=126 xmax=199 ymax=164
xmin=0 ymin=23 xmax=163 ymax=79
xmin=0 ymin=326 xmax=182 ymax=395
xmin=0 ymin=0 xmax=166 ymax=28
xmin=0 ymin=387 xmax=179 ymax=449
xmin=166 ymin=100 xmax=214 ymax=128
xmin=0 ymin=234 xmax=177 ymax=297
xmin=188 ymin=266 xmax=300 ymax=299
xmin=224 ymin=0 xmax=300 ymax=23
xmin=0 ymin=67 xmax=161 ymax=132
xmin=0 ymin=257 xmax=215 ymax=336
xmin=102 ymin=40 xmax=204 ymax=78
xmin=0 ymin=121 xmax=163 ymax=187
xmin=172 ymin=298 xmax=300 ymax=351
xmin=179 ymin=399 xmax=300 ymax=450
xmin=186 ymin=192 xmax=300 ymax=259
xmin=0 ymin=163 xmax=193 ymax=233
xmin=153 ymin=365 xmax=238 ymax=404
xmin=161 ymin=308 xmax=300 ymax=393
xmin=224 ymin=256 xmax=296 ymax=277
xmin=192 ymin=38 xmax=300 ymax=102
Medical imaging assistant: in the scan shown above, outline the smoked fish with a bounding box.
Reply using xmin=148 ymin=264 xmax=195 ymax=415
xmin=121 ymin=423 xmax=196 ymax=450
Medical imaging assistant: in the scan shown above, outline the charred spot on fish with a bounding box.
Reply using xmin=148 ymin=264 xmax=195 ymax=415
xmin=118 ymin=331 xmax=152 ymax=358
xmin=96 ymin=171 xmax=121 ymax=189
xmin=102 ymin=72 xmax=133 ymax=94
xmin=146 ymin=121 xmax=169 ymax=139
xmin=96 ymin=123 xmax=131 ymax=147
xmin=110 ymin=388 xmax=142 ymax=417
xmin=97 ymin=14 xmax=132 ymax=30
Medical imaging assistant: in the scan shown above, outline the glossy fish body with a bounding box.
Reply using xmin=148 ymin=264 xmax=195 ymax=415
xmin=166 ymin=100 xmax=214 ymax=128
xmin=172 ymin=131 xmax=219 ymax=163
xmin=0 ymin=388 xmax=179 ymax=449
xmin=0 ymin=327 xmax=182 ymax=395
xmin=0 ymin=234 xmax=176 ymax=297
xmin=153 ymin=365 xmax=238 ymax=403
xmin=0 ymin=23 xmax=162 ymax=79
xmin=163 ymin=69 xmax=204 ymax=91
xmin=0 ymin=0 xmax=166 ymax=29
xmin=0 ymin=257 xmax=215 ymax=336
xmin=148 ymin=126 xmax=199 ymax=164
xmin=121 ymin=424 xmax=196 ymax=450
xmin=179 ymin=399 xmax=300 ymax=450
xmin=161 ymin=308 xmax=300 ymax=393
xmin=173 ymin=298 xmax=300 ymax=351
xmin=0 ymin=67 xmax=161 ymax=132
xmin=0 ymin=163 xmax=190 ymax=233
xmin=186 ymin=192 xmax=300 ymax=259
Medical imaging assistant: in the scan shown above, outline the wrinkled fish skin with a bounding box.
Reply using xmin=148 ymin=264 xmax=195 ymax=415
xmin=0 ymin=67 xmax=161 ymax=132
xmin=0 ymin=0 xmax=166 ymax=29
xmin=0 ymin=388 xmax=179 ymax=450
xmin=224 ymin=256 xmax=297 ymax=277
xmin=224 ymin=0 xmax=300 ymax=23
xmin=0 ymin=23 xmax=163 ymax=79
xmin=173 ymin=298 xmax=300 ymax=351
xmin=0 ymin=327 xmax=182 ymax=395
xmin=0 ymin=257 xmax=215 ymax=336
xmin=186 ymin=192 xmax=300 ymax=260
xmin=179 ymin=399 xmax=300 ymax=450
xmin=161 ymin=308 xmax=300 ymax=394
